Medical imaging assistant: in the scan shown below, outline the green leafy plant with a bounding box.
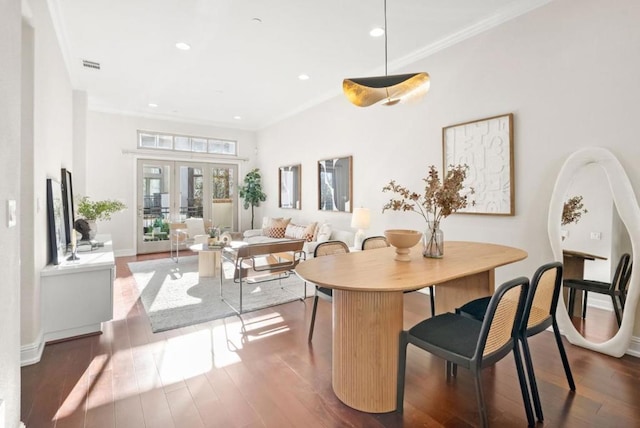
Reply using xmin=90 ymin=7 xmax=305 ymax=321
xmin=76 ymin=196 xmax=126 ymax=221
xmin=238 ymin=168 xmax=267 ymax=229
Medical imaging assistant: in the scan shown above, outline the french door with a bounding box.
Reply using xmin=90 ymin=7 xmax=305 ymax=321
xmin=136 ymin=159 xmax=238 ymax=254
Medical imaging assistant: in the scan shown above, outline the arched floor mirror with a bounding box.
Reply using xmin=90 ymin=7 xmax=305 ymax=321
xmin=549 ymin=147 xmax=640 ymax=357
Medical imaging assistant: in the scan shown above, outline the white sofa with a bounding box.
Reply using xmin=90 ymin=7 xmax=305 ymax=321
xmin=243 ymin=217 xmax=355 ymax=257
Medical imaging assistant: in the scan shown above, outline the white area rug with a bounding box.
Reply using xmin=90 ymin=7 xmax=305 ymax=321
xmin=128 ymin=256 xmax=313 ymax=332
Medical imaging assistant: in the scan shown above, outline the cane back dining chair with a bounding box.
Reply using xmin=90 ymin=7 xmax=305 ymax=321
xmin=397 ymin=276 xmax=534 ymax=427
xmin=456 ymin=262 xmax=575 ymax=422
xmin=362 ymin=235 xmax=436 ymax=317
xmin=563 ymin=253 xmax=631 ymax=327
xmin=307 ymin=240 xmax=350 ymax=342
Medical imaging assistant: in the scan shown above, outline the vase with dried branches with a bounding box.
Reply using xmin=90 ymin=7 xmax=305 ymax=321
xmin=382 ymin=164 xmax=474 ymax=258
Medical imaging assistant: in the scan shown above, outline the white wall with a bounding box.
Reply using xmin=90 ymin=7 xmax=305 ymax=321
xmin=20 ymin=0 xmax=74 ymax=363
xmin=1 ymin=0 xmax=24 ymax=425
xmin=85 ymin=112 xmax=258 ymax=255
xmin=257 ymin=0 xmax=640 ymax=331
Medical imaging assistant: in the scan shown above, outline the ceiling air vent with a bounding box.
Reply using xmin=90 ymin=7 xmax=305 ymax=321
xmin=82 ymin=59 xmax=101 ymax=70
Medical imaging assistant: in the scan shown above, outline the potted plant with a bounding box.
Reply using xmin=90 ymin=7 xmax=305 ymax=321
xmin=238 ymin=168 xmax=267 ymax=229
xmin=76 ymin=196 xmax=127 ymax=239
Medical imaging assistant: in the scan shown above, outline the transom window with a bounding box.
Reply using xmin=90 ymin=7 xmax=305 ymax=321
xmin=138 ymin=131 xmax=237 ymax=156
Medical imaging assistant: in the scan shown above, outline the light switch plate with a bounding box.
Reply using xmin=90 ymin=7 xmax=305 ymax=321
xmin=7 ymin=200 xmax=17 ymax=227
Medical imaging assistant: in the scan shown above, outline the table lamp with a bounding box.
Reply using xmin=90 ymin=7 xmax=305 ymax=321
xmin=351 ymin=207 xmax=371 ymax=249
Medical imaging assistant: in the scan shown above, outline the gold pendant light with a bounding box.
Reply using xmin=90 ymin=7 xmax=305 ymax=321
xmin=343 ymin=0 xmax=430 ymax=107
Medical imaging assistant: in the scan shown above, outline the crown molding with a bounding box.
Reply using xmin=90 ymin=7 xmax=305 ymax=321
xmin=390 ymin=0 xmax=553 ymax=71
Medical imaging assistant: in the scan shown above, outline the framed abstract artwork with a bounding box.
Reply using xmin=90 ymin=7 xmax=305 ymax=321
xmin=318 ymin=156 xmax=352 ymax=212
xmin=46 ymin=178 xmax=66 ymax=265
xmin=443 ymin=113 xmax=514 ymax=215
xmin=279 ymin=164 xmax=301 ymax=209
xmin=61 ymin=168 xmax=75 ymax=249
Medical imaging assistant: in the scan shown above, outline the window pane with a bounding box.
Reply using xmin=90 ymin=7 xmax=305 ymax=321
xmin=158 ymin=135 xmax=173 ymax=149
xmin=208 ymin=139 xmax=237 ymax=155
xmin=140 ymin=133 xmax=156 ymax=148
xmin=224 ymin=141 xmax=237 ymax=155
xmin=192 ymin=138 xmax=207 ymax=153
xmin=138 ymin=131 xmax=237 ymax=156
xmin=174 ymin=136 xmax=191 ymax=151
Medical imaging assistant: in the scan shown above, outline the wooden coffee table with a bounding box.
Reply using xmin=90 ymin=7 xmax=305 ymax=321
xmin=189 ymin=243 xmax=223 ymax=277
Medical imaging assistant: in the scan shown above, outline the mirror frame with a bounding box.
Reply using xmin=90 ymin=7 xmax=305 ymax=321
xmin=549 ymin=147 xmax=640 ymax=357
xmin=318 ymin=156 xmax=353 ymax=213
xmin=278 ymin=164 xmax=301 ymax=209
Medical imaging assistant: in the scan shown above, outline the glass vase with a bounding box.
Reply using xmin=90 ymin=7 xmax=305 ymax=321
xmin=423 ymin=221 xmax=444 ymax=258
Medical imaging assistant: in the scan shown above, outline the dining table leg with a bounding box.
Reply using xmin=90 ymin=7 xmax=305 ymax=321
xmin=332 ymin=289 xmax=404 ymax=413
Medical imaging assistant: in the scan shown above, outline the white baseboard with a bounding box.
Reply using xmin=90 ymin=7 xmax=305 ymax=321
xmin=115 ymin=248 xmax=136 ymax=257
xmin=626 ymin=335 xmax=640 ymax=357
xmin=20 ymin=330 xmax=44 ymax=366
xmin=584 ymin=294 xmax=613 ymax=312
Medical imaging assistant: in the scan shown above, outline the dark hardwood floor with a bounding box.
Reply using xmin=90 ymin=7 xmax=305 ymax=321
xmin=21 ymin=252 xmax=640 ymax=427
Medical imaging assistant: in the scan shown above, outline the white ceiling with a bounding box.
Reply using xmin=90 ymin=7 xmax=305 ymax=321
xmin=51 ymin=0 xmax=549 ymax=130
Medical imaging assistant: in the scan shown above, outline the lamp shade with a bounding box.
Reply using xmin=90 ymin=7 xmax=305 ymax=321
xmin=343 ymin=72 xmax=430 ymax=107
xmin=351 ymin=207 xmax=371 ymax=230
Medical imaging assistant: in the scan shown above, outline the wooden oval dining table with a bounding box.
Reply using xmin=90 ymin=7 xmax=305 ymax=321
xmin=295 ymin=240 xmax=527 ymax=413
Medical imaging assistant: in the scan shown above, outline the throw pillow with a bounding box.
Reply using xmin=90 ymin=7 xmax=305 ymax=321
xmin=261 ymin=217 xmax=282 ymax=235
xmin=285 ymin=222 xmax=318 ymax=242
xmin=264 ymin=217 xmax=291 ymax=238
xmin=316 ymin=223 xmax=332 ymax=243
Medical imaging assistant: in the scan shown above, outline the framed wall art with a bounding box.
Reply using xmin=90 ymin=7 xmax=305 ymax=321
xmin=61 ymin=168 xmax=75 ymax=248
xmin=443 ymin=113 xmax=514 ymax=215
xmin=46 ymin=178 xmax=66 ymax=265
xmin=318 ymin=156 xmax=352 ymax=212
xmin=279 ymin=164 xmax=301 ymax=209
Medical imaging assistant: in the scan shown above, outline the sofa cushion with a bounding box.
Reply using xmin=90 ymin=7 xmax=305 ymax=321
xmin=285 ymin=222 xmax=317 ymax=242
xmin=316 ymin=222 xmax=332 ymax=243
xmin=263 ymin=217 xmax=291 ymax=238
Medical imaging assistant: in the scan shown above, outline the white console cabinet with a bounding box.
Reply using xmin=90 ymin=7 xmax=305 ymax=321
xmin=41 ymin=234 xmax=115 ymax=343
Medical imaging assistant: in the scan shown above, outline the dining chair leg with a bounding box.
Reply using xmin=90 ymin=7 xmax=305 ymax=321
xmin=307 ymin=295 xmax=319 ymax=342
xmin=472 ymin=371 xmax=488 ymax=428
xmin=612 ymin=295 xmax=623 ymax=327
xmin=396 ymin=331 xmax=409 ymax=413
xmin=520 ymin=337 xmax=543 ymax=421
xmin=582 ymin=290 xmax=588 ymax=318
xmin=567 ymin=288 xmax=576 ymax=317
xmin=552 ymin=320 xmax=576 ymax=390
xmin=513 ymin=344 xmax=535 ymax=427
xmin=429 ymin=285 xmax=436 ymax=317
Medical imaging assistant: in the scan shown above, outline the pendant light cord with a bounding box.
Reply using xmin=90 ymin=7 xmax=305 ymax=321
xmin=384 ymin=0 xmax=388 ymax=76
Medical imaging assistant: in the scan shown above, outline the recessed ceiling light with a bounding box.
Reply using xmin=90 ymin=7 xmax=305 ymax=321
xmin=251 ymin=17 xmax=262 ymax=23
xmin=148 ymin=103 xmax=158 ymax=108
xmin=298 ymin=74 xmax=310 ymax=81
xmin=370 ymin=27 xmax=385 ymax=37
xmin=175 ymin=42 xmax=191 ymax=50
xmin=233 ymin=116 xmax=242 ymax=120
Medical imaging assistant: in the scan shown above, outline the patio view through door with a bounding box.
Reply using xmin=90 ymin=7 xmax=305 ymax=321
xmin=136 ymin=159 xmax=238 ymax=254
